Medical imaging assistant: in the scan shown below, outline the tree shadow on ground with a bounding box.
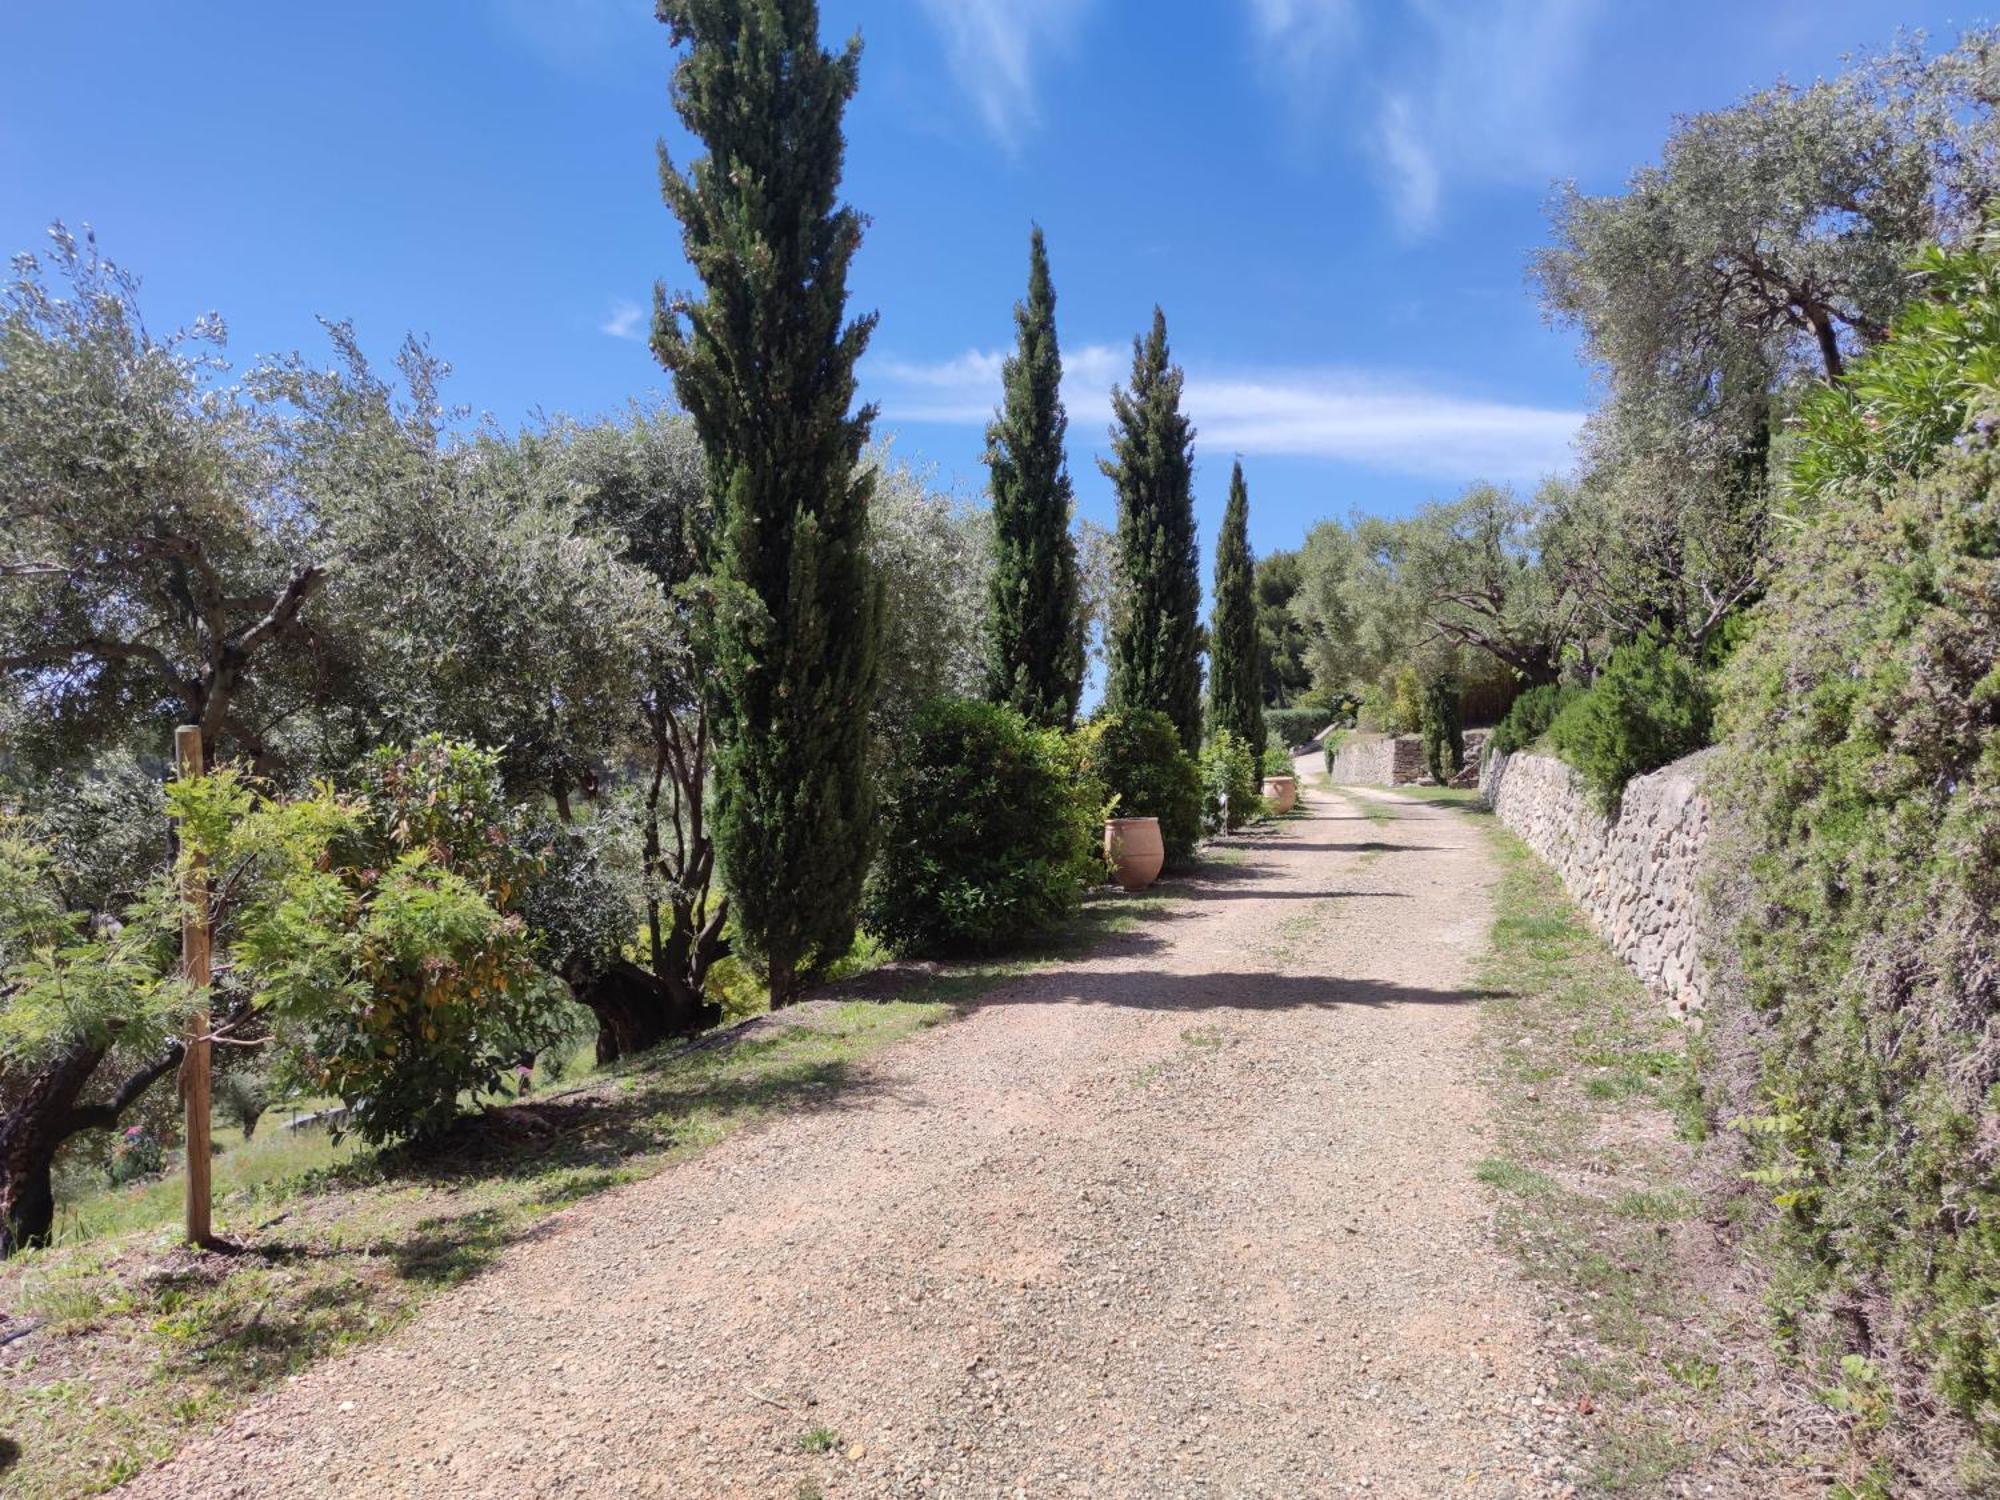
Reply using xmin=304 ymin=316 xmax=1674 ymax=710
xmin=1270 ymin=840 xmax=1445 ymax=853
xmin=1175 ymin=886 xmax=1411 ymax=903
xmin=968 ymin=969 xmax=1504 ymax=1014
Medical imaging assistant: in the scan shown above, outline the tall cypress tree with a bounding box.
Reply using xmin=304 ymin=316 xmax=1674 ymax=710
xmin=652 ymin=0 xmax=880 ymax=1007
xmin=1208 ymin=460 xmax=1265 ymax=758
xmin=1102 ymin=307 xmax=1202 ymax=752
xmin=984 ymin=226 xmax=1084 ymax=728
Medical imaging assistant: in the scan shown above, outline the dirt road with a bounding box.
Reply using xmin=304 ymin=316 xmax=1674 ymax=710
xmin=125 ymin=784 xmax=1575 ymax=1499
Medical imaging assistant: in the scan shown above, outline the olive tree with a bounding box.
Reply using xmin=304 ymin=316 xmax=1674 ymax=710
xmin=0 ymin=227 xmax=322 ymax=773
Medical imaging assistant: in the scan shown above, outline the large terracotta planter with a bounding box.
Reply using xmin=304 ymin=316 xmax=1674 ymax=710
xmin=1104 ymin=816 xmax=1165 ymax=892
xmin=1261 ymin=775 xmax=1298 ymax=814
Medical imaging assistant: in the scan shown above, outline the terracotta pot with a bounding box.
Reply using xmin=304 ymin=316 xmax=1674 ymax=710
xmin=1261 ymin=775 xmax=1298 ymax=814
xmin=1103 ymin=816 xmax=1165 ymax=892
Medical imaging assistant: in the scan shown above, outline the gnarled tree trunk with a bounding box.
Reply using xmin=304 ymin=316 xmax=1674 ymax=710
xmin=567 ymin=959 xmax=720 ymax=1066
xmin=0 ymin=1038 xmax=183 ymax=1255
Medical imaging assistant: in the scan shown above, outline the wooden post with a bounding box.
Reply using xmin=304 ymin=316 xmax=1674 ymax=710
xmin=175 ymin=725 xmax=213 ymax=1249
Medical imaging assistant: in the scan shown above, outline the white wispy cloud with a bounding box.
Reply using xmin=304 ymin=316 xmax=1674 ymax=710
xmin=870 ymin=346 xmax=1581 ymax=483
xmin=1375 ymin=92 xmax=1441 ymax=236
xmin=915 ymin=0 xmax=1092 ymax=149
xmin=1245 ymin=0 xmax=1357 ymax=115
xmin=600 ymin=299 xmax=646 ymax=341
xmin=1243 ymin=0 xmax=1603 ymax=236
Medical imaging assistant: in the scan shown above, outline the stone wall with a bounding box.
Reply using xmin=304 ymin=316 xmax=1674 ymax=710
xmin=1324 ymin=729 xmax=1490 ymax=788
xmin=1481 ymin=747 xmax=1715 ymax=1014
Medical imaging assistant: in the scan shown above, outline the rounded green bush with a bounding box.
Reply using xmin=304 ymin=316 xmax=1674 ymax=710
xmin=864 ymin=698 xmax=1102 ymax=956
xmin=1076 ymin=708 xmax=1203 ymax=868
xmin=1489 ymin=682 xmax=1582 ymax=756
xmin=1198 ymin=731 xmax=1261 ymax=832
xmin=1547 ymin=632 xmax=1712 ymax=810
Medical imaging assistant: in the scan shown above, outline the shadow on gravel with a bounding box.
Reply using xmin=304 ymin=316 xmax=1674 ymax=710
xmin=968 ymin=970 xmax=1504 ymax=1013
xmin=1271 ymin=841 xmax=1445 ymax=853
xmin=1176 ymin=887 xmax=1411 ymax=903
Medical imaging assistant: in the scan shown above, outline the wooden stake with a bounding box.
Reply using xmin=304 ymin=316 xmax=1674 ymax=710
xmin=175 ymin=725 xmax=213 ymax=1249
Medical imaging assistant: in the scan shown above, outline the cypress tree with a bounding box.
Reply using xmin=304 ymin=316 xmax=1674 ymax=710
xmin=651 ymin=0 xmax=881 ymax=1007
xmin=984 ymin=226 xmax=1084 ymax=728
xmin=1102 ymin=307 xmax=1202 ymax=752
xmin=1208 ymin=460 xmax=1265 ymax=758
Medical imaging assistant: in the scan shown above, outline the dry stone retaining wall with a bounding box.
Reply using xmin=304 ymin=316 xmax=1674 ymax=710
xmin=1481 ymin=747 xmax=1715 ymax=1014
xmin=1325 ymin=730 xmax=1489 ymax=788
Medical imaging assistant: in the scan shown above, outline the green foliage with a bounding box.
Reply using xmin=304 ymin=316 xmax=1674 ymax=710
xmin=1293 ymin=489 xmax=1577 ymax=719
xmin=1718 ymin=434 xmax=2000 ymax=1445
xmin=179 ymin=740 xmax=561 ymax=1145
xmin=1421 ymin=676 xmax=1465 ymax=784
xmin=1102 ymin=308 xmax=1203 ymax=752
xmin=1490 ymin=683 xmax=1583 ymax=756
xmin=1207 ymin=462 xmax=1265 ymax=759
xmin=1534 ymin=30 xmax=1999 ymax=393
xmin=1254 ymin=549 xmax=1313 ymax=708
xmin=1263 ymin=707 xmax=1332 ymax=749
xmin=0 ymin=818 xmax=178 ymax=1070
xmin=212 ymin=1066 xmax=271 ymax=1141
xmin=0 ymin=226 xmax=318 ymax=771
xmin=866 ymin=449 xmax=992 ymax=741
xmin=985 ymin=227 xmax=1084 ymax=730
xmin=1793 ymin=218 xmax=2000 ymax=508
xmin=1076 ymin=710 xmax=1203 ymax=870
xmin=1259 ymin=742 xmax=1295 ymax=779
xmin=652 ymin=0 xmax=882 ymax=1003
xmin=1547 ymin=633 xmax=1712 ymax=810
xmin=1198 ymin=732 xmax=1261 ymax=833
xmin=863 ymin=700 xmax=1100 ymax=956
xmin=1384 ymin=668 xmax=1423 ymax=735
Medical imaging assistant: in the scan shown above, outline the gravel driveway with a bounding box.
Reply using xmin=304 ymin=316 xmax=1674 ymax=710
xmin=122 ymin=781 xmax=1574 ymax=1499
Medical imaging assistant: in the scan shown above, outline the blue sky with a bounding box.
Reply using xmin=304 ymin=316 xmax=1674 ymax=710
xmin=0 ymin=0 xmax=1965 ymax=559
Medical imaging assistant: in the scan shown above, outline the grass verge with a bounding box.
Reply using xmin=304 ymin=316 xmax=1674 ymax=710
xmin=1415 ymin=791 xmax=1845 ymax=1495
xmin=0 ymin=882 xmax=1170 ymax=1499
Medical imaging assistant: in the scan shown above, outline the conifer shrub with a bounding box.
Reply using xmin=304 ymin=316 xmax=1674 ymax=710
xmin=1198 ymin=732 xmax=1261 ymax=833
xmin=1489 ymin=682 xmax=1583 ymax=756
xmin=864 ymin=699 xmax=1102 ymax=956
xmin=1076 ymin=709 xmax=1203 ymax=869
xmin=1420 ymin=676 xmax=1465 ymax=784
xmin=1546 ymin=632 xmax=1712 ymax=810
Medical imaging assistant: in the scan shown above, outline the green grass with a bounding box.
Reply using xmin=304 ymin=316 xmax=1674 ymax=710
xmin=1473 ymin=1156 xmax=1556 ymax=1197
xmin=1451 ymin=798 xmax=1836 ymax=1493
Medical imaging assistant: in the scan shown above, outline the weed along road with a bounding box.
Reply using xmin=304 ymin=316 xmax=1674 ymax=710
xmin=123 ymin=785 xmax=1575 ymax=1499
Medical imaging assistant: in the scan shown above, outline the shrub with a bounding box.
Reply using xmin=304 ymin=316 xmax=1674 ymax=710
xmin=1259 ymin=742 xmax=1295 ymax=779
xmin=107 ymin=1125 xmax=163 ymax=1186
xmin=1546 ymin=632 xmax=1712 ymax=810
xmin=864 ymin=699 xmax=1101 ymax=956
xmin=174 ymin=738 xmax=564 ymax=1146
xmin=1489 ymin=682 xmax=1582 ymax=756
xmin=1076 ymin=709 xmax=1203 ymax=869
xmin=1264 ymin=706 xmax=1334 ymax=750
xmin=1198 ymin=732 xmax=1261 ymax=833
xmin=1389 ymin=669 xmax=1424 ymax=734
xmin=1717 ymin=440 xmax=2000 ymax=1450
xmin=1420 ymin=676 xmax=1464 ymax=784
